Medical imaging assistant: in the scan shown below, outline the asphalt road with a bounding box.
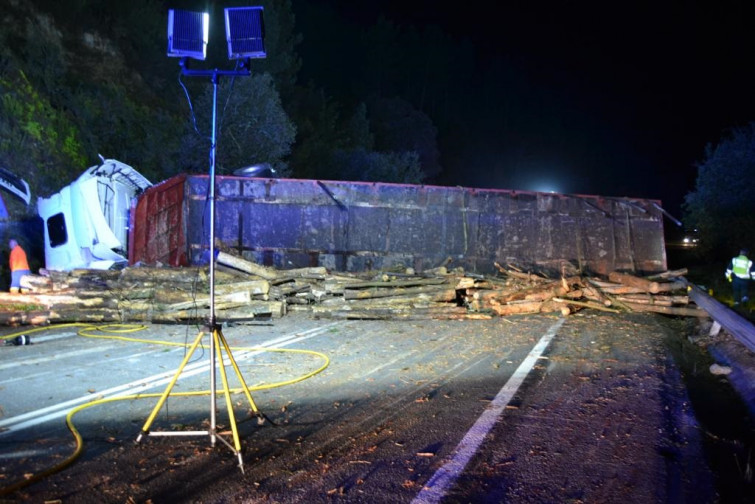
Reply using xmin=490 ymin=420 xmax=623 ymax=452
xmin=0 ymin=311 xmax=749 ymax=502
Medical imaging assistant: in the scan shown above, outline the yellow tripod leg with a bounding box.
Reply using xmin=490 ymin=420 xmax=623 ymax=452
xmin=136 ymin=331 xmax=205 ymax=441
xmin=214 ymin=330 xmax=242 ymax=455
xmin=218 ymin=328 xmax=260 ymax=415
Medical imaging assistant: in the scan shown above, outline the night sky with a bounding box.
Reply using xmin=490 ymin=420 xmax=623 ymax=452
xmin=292 ymin=0 xmax=755 ymax=218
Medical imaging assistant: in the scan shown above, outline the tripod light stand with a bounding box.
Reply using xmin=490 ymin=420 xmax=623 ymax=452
xmin=135 ymin=6 xmax=266 ymax=472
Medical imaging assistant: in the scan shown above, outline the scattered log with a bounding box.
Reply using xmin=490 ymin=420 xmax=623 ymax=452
xmin=216 ymin=251 xmax=278 ymax=280
xmin=489 ymin=300 xmax=545 ymax=316
xmin=608 ymin=272 xmax=662 ymax=294
xmin=344 ymin=286 xmax=457 ymax=302
xmin=552 ymin=297 xmax=621 ymax=313
xmin=619 ymin=302 xmax=709 ymax=317
xmin=493 ymin=262 xmax=550 ymax=283
xmin=614 ymin=294 xmax=689 ymax=306
xmin=342 ymin=277 xmax=450 ymax=290
xmin=120 ymin=266 xmax=208 ymax=284
xmin=0 ymin=258 xmax=713 ymax=326
xmin=645 ymin=268 xmax=688 ymax=280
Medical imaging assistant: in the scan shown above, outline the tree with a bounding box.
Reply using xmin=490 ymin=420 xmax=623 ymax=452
xmin=683 ymin=122 xmax=755 ymax=258
xmin=368 ymin=97 xmax=440 ymax=180
xmin=178 ymin=73 xmax=296 ymax=175
xmin=331 ymin=149 xmax=424 ymax=184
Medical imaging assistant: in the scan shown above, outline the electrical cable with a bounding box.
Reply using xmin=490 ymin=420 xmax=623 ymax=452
xmin=0 ymin=323 xmax=330 ymax=496
xmin=178 ymin=71 xmax=207 ymax=140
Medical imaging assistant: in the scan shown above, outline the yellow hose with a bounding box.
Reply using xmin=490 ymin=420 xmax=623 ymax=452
xmin=0 ymin=323 xmax=330 ymax=496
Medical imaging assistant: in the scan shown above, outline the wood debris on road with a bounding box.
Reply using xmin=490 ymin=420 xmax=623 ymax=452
xmin=0 ymin=254 xmax=706 ymax=326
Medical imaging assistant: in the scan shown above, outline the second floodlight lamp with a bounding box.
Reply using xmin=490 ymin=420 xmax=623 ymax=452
xmin=225 ymin=6 xmax=266 ymax=59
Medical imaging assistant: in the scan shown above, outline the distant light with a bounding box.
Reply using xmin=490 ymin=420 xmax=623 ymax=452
xmin=531 ymin=183 xmax=562 ymax=194
xmin=225 ymin=6 xmax=266 ymax=59
xmin=167 ymin=10 xmax=210 ymax=60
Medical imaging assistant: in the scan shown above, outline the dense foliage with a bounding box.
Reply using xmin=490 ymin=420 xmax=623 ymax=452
xmin=0 ymin=0 xmax=456 ymax=215
xmin=683 ymin=122 xmax=755 ymax=259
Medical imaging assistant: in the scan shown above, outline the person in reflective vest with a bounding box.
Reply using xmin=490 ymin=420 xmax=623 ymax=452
xmin=725 ymin=248 xmax=754 ymax=306
xmin=8 ymin=238 xmax=30 ymax=294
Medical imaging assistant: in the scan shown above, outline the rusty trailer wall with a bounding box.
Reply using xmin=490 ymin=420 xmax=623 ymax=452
xmin=130 ymin=174 xmax=667 ymax=275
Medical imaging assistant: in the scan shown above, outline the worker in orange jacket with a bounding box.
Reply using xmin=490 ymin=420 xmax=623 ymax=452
xmin=9 ymin=238 xmax=30 ymax=293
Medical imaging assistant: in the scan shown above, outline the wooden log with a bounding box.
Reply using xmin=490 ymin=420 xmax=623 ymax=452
xmin=120 ymin=266 xmax=209 ymax=283
xmin=496 ymin=280 xmax=569 ymax=304
xmin=583 ymin=283 xmax=613 ymax=306
xmin=342 ymin=277 xmax=450 ymax=289
xmin=344 ymin=285 xmax=457 ymax=301
xmin=552 ymin=297 xmax=621 ymax=313
xmin=608 ymin=272 xmax=661 ymax=293
xmin=615 ymin=294 xmax=689 ymax=306
xmin=20 ymin=275 xmax=54 ymax=292
xmin=645 ymin=268 xmax=688 ymax=280
xmin=489 ymin=300 xmax=544 ymax=316
xmin=277 ymin=266 xmax=329 ymax=279
xmin=216 ymin=252 xmax=278 ymax=280
xmin=147 ymin=301 xmax=286 ymax=323
xmin=0 ymin=310 xmax=51 ymax=326
xmin=470 ymin=287 xmax=522 ymax=303
xmin=619 ymin=302 xmax=710 ymax=317
xmin=0 ymin=292 xmax=115 ymax=309
xmin=312 ymin=305 xmax=467 ymax=320
xmin=212 ymin=280 xmax=270 ymax=297
xmin=649 ymin=281 xmax=687 ymax=293
xmin=162 ymin=291 xmax=252 ymax=311
xmin=588 ymin=280 xmax=645 ymax=295
xmin=493 ymin=262 xmax=550 ymax=283
xmin=47 ymin=308 xmax=123 ymax=323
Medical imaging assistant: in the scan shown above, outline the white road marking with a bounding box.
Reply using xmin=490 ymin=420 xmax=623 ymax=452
xmin=412 ymin=318 xmax=565 ymax=504
xmin=0 ymin=323 xmax=338 ymax=435
xmin=0 ymin=345 xmax=119 ymax=372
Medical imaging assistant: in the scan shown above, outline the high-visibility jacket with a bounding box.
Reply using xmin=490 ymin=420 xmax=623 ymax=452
xmin=9 ymin=244 xmax=29 ymax=272
xmin=726 ymin=254 xmax=754 ymax=280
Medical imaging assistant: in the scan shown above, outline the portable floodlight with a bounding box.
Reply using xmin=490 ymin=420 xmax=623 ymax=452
xmin=138 ymin=5 xmax=269 ymax=474
xmin=225 ymin=6 xmax=266 ymax=59
xmin=167 ymin=9 xmax=210 ymax=60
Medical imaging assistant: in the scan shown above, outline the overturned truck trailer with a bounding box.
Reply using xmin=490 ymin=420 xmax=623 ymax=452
xmin=130 ymin=175 xmax=668 ymax=275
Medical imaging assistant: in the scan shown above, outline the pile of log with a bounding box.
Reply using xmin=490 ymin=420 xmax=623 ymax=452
xmin=0 ymin=253 xmax=709 ymax=326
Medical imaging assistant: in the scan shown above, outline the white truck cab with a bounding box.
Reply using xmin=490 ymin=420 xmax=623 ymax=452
xmin=37 ymin=157 xmax=151 ymax=271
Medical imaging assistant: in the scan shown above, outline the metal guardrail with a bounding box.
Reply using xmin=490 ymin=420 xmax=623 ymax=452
xmin=686 ymin=283 xmax=755 ymax=352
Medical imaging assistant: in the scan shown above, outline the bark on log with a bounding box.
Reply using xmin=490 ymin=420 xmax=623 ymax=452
xmin=620 ymin=302 xmax=710 ymax=317
xmin=344 ymin=285 xmax=457 ymax=302
xmin=489 ymin=300 xmax=544 ymax=316
xmin=588 ymin=281 xmax=645 ymax=295
xmin=216 ymin=252 xmax=278 ymax=280
xmin=0 ymin=310 xmax=52 ymax=326
xmin=645 ymin=269 xmax=688 ymax=280
xmin=120 ymin=266 xmax=209 ymax=283
xmin=47 ymin=308 xmax=123 ymax=323
xmin=342 ymin=277 xmax=450 ymax=289
xmin=608 ymin=272 xmax=662 ymax=293
xmin=582 ymin=283 xmax=613 ymax=306
xmin=552 ymin=297 xmax=621 ymax=313
xmin=615 ymin=294 xmax=689 ymax=306
xmin=493 ymin=262 xmax=550 ymax=283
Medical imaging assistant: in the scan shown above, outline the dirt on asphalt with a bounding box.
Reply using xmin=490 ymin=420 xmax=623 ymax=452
xmin=3 ymin=311 xmax=755 ymax=503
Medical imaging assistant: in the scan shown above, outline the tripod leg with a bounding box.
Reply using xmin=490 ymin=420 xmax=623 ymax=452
xmin=136 ymin=331 xmax=205 ymax=442
xmin=218 ymin=328 xmax=260 ymax=415
xmin=214 ymin=329 xmax=243 ymax=469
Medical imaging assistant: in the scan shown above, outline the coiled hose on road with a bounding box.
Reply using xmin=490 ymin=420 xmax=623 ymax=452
xmin=0 ymin=322 xmax=330 ymax=496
